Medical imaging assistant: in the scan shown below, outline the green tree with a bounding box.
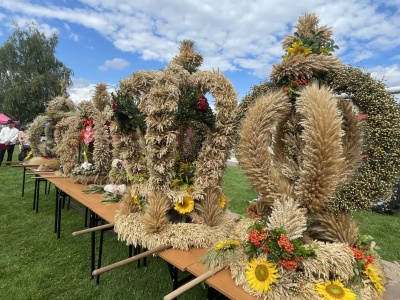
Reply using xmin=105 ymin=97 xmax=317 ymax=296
xmin=0 ymin=22 xmax=73 ymax=124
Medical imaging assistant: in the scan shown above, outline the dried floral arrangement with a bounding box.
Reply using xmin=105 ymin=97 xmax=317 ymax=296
xmin=201 ymin=13 xmax=399 ymax=299
xmin=114 ymin=40 xmax=238 ymax=250
xmin=28 ymin=96 xmax=76 ymax=170
xmin=54 ymin=83 xmax=114 ymax=184
xmin=107 ymin=88 xmax=147 ymax=185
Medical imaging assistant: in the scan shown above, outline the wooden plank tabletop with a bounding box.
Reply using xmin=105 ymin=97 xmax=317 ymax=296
xmin=187 ymin=262 xmax=257 ymax=300
xmin=44 ymin=176 xmax=119 ymax=224
xmin=157 ymin=247 xmax=208 ymax=271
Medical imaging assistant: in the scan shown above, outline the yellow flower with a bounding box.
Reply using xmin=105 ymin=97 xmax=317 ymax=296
xmin=214 ymin=240 xmax=239 ymax=251
xmin=132 ymin=194 xmax=142 ymax=211
xmin=287 ymin=40 xmax=312 ymax=56
xmin=219 ymin=195 xmax=227 ymax=209
xmin=364 ymin=264 xmax=384 ymax=294
xmin=315 ymin=279 xmax=357 ymax=300
xmin=319 ymin=46 xmax=331 ymax=55
xmin=170 ymin=179 xmax=181 ymax=189
xmin=303 ymin=47 xmax=313 ymax=55
xmin=246 ymin=258 xmax=278 ymax=293
xmin=174 ymin=195 xmax=194 ymax=214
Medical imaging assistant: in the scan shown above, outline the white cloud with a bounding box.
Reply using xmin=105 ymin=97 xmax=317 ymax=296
xmin=64 ymin=23 xmax=79 ymax=41
xmin=68 ymin=77 xmax=116 ymax=104
xmin=391 ymin=54 xmax=400 ymax=61
xmin=11 ymin=16 xmax=59 ymax=37
xmin=98 ymin=58 xmax=129 ymax=71
xmin=1 ymin=0 xmax=400 ymax=84
xmin=370 ymin=64 xmax=400 ymax=88
xmin=68 ymin=78 xmax=95 ymax=104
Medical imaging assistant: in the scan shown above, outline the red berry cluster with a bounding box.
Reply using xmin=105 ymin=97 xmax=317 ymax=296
xmin=245 ymin=204 xmax=261 ymax=218
xmin=278 ymin=257 xmax=301 ymax=270
xmin=248 ymin=229 xmax=268 ymax=248
xmin=196 ymin=95 xmax=208 ymax=111
xmin=349 ymin=245 xmax=375 ymax=269
xmin=283 ymin=78 xmax=308 ymax=93
xmin=277 ymin=234 xmax=294 ymax=254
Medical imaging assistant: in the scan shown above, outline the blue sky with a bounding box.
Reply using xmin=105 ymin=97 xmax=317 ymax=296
xmin=0 ymin=0 xmax=399 ymax=104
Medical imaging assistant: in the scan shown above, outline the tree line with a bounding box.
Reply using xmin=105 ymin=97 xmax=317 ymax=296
xmin=0 ymin=22 xmax=73 ymax=125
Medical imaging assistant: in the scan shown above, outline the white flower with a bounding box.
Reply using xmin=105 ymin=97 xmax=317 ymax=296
xmin=81 ymin=162 xmax=93 ymax=170
xmin=103 ymin=184 xmax=126 ymax=195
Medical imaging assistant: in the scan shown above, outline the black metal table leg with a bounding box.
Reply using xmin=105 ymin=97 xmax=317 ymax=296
xmin=167 ymin=263 xmax=180 ymax=290
xmin=90 ymin=210 xmax=96 ymax=279
xmin=35 ymin=178 xmax=41 ymax=213
xmin=57 ymin=190 xmax=64 ymax=239
xmin=96 ymin=227 xmax=106 ymax=285
xmin=22 ymin=166 xmax=27 ymax=197
xmin=54 ymin=187 xmax=59 ymax=234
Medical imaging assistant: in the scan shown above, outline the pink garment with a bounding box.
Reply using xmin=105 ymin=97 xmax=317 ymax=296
xmin=18 ymin=130 xmax=30 ymax=151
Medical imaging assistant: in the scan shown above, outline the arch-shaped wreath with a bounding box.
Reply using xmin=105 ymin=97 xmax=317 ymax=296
xmin=28 ymin=96 xmax=76 ymax=169
xmin=114 ymin=40 xmax=238 ymax=250
xmin=200 ymin=13 xmax=396 ymax=299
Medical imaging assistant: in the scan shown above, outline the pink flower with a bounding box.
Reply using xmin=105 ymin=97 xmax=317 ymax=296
xmin=361 ymin=154 xmax=368 ymax=159
xmin=83 ymin=125 xmax=94 ymax=145
xmin=358 ymin=114 xmax=367 ymax=120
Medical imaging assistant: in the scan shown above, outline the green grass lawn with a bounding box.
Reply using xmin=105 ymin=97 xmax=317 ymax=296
xmin=0 ymin=156 xmax=399 ymax=299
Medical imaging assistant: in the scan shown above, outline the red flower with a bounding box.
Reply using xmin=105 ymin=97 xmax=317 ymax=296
xmin=83 ymin=118 xmax=93 ymax=127
xmin=78 ymin=128 xmax=85 ymax=142
xmin=113 ymin=101 xmax=118 ymax=111
xmin=196 ymin=95 xmax=208 ymax=111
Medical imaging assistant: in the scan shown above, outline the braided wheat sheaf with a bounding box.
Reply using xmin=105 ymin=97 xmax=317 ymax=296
xmin=238 ymin=83 xmax=359 ymax=244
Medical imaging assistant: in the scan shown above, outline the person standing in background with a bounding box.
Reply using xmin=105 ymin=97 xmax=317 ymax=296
xmin=0 ymin=120 xmax=19 ymax=165
xmin=18 ymin=126 xmax=30 ymax=151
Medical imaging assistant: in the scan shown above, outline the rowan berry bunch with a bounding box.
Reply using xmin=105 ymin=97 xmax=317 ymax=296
xmin=283 ymin=78 xmax=308 ymax=100
xmin=245 ymin=204 xmax=261 ymax=218
xmin=245 ymin=225 xmax=315 ymax=271
xmin=349 ymin=243 xmax=376 ymax=281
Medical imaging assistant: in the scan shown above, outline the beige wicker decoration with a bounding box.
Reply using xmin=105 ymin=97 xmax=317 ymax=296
xmin=114 ymin=40 xmax=238 ymax=250
xmin=54 ymin=84 xmax=114 ymax=184
xmin=201 ymin=13 xmax=394 ymax=299
xmin=28 ymin=96 xmax=76 ymax=170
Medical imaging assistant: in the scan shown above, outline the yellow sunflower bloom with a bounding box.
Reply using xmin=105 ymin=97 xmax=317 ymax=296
xmin=287 ymin=40 xmax=313 ymax=56
xmin=174 ymin=195 xmax=194 ymax=214
xmin=219 ymin=195 xmax=227 ymax=209
xmin=246 ymin=258 xmax=278 ymax=293
xmin=288 ymin=40 xmax=303 ymax=55
xmin=364 ymin=264 xmax=384 ymax=294
xmin=214 ymin=240 xmax=239 ymax=251
xmin=315 ymin=279 xmax=357 ymax=300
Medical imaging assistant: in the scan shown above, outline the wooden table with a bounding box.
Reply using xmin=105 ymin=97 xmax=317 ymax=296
xmin=158 ymin=248 xmax=208 ymax=291
xmin=36 ymin=175 xmax=120 ymax=280
xmin=187 ymin=262 xmax=257 ymax=300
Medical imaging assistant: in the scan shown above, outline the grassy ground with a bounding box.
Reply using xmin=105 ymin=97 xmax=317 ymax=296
xmin=0 ymin=155 xmax=399 ymax=299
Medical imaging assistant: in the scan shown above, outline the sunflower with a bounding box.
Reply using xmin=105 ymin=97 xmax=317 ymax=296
xmin=214 ymin=240 xmax=239 ymax=251
xmin=219 ymin=195 xmax=227 ymax=209
xmin=174 ymin=195 xmax=194 ymax=214
xmin=287 ymin=40 xmax=312 ymax=56
xmin=315 ymin=279 xmax=357 ymax=300
xmin=246 ymin=258 xmax=278 ymax=293
xmin=364 ymin=264 xmax=384 ymax=294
